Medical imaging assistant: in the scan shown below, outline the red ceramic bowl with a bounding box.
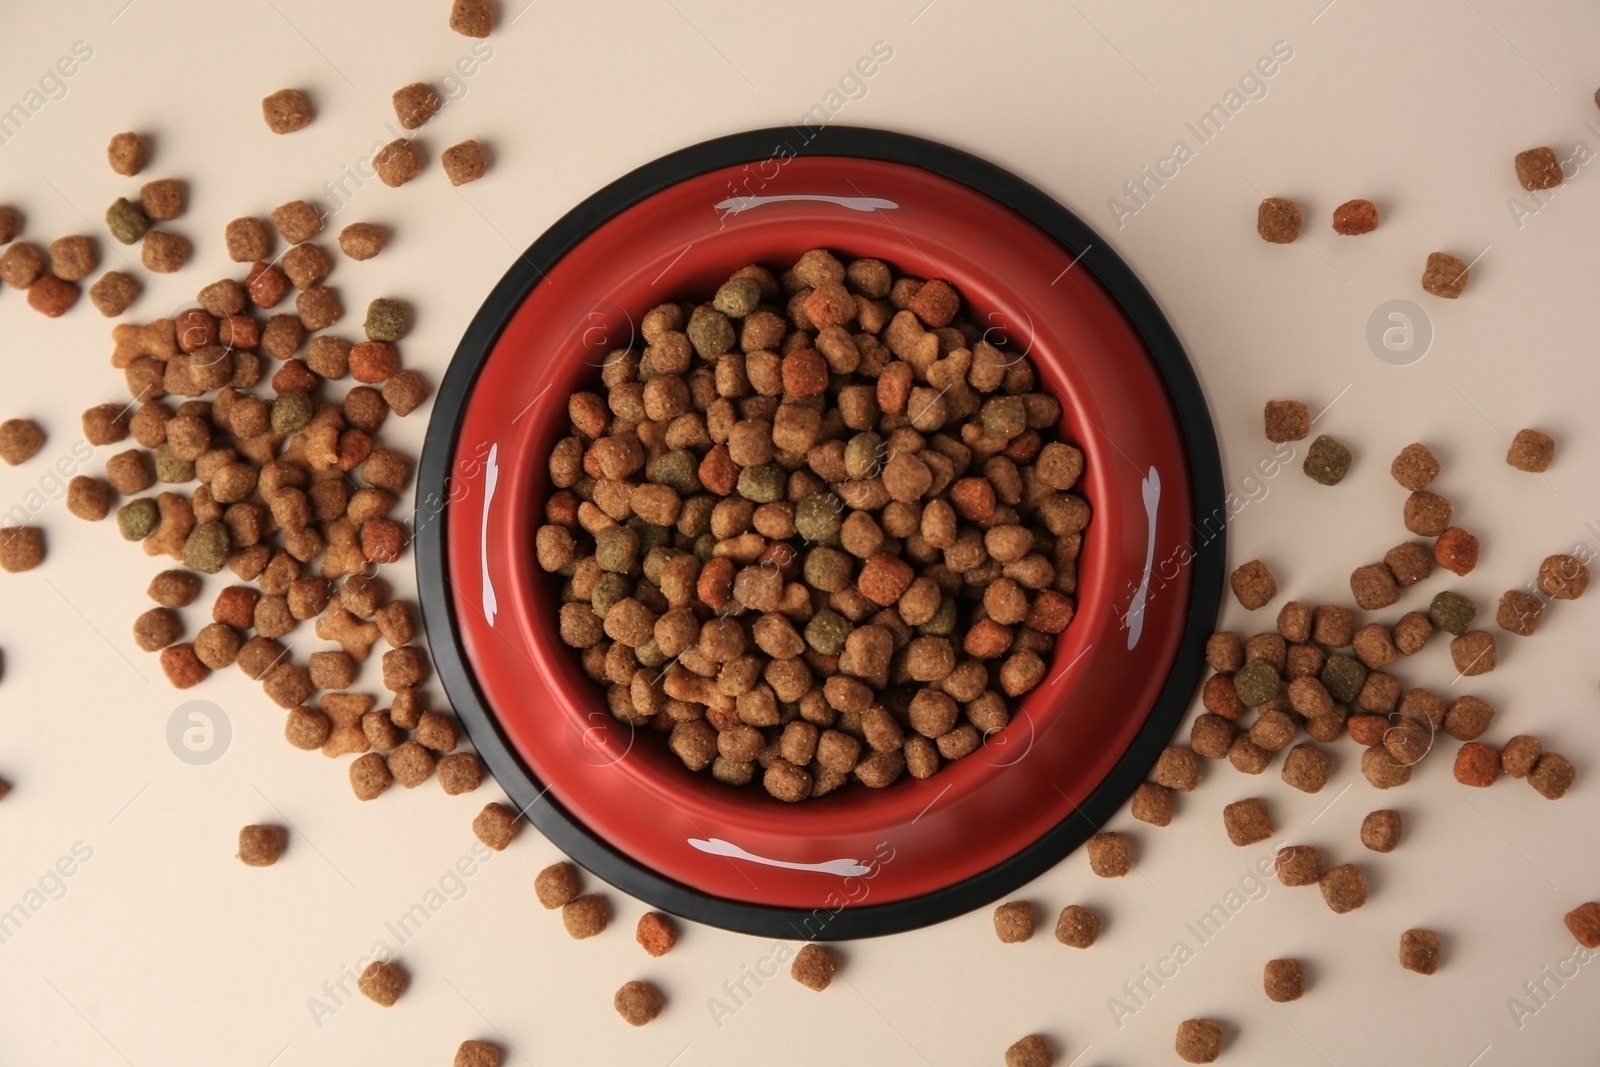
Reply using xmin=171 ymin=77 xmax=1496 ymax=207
xmin=418 ymin=128 xmax=1223 ymax=938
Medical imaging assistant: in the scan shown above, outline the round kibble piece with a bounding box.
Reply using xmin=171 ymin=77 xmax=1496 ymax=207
xmin=1086 ymin=831 xmax=1131 ymax=877
xmin=1257 ymin=198 xmax=1301 ymax=243
xmin=472 ymin=802 xmax=518 ymax=850
xmin=1507 ymin=428 xmax=1555 ymax=473
xmin=1264 ymin=958 xmax=1305 ymax=1002
xmin=1055 ymin=904 xmax=1101 ymax=948
xmin=358 ymin=960 xmax=407 ymax=1006
xmin=993 ymin=900 xmax=1035 ymax=944
xmin=1223 ymin=797 xmax=1273 ymax=846
xmin=614 ymin=981 xmax=664 ymax=1026
xmin=1230 ymin=559 xmax=1277 ymax=610
xmin=1361 ymin=810 xmax=1403 ymax=852
xmin=1276 ymin=845 xmax=1323 ymax=887
xmin=535 ymin=862 xmax=581 ymax=909
xmin=790 ymin=944 xmax=839 ymax=991
xmin=1005 ymin=1035 xmax=1054 ymax=1067
xmin=1400 ymin=929 xmax=1442 ymax=975
xmin=636 ymin=911 xmax=677 ymax=957
xmin=1303 ymin=434 xmax=1352 ymax=485
xmin=1319 ymin=863 xmax=1367 ymax=914
xmin=237 ymin=824 xmax=286 ymax=867
xmin=1528 ymin=753 xmax=1575 ymax=800
xmin=1537 ymin=554 xmax=1589 ymax=601
xmin=1176 ymin=1018 xmax=1224 ymax=1064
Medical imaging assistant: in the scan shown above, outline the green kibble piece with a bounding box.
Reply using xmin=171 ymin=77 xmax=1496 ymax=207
xmin=642 ymin=546 xmax=679 ymax=585
xmin=1429 ymin=591 xmax=1477 ymax=635
xmin=591 ymin=572 xmax=632 ymax=616
xmin=594 ymin=525 xmax=641 ymax=573
xmin=1233 ymin=660 xmax=1283 ymax=707
xmin=692 ymin=533 xmax=717 ymax=562
xmin=117 ymin=498 xmax=159 ymax=540
xmin=917 ymin=595 xmax=958 ymax=636
xmin=154 ymin=443 xmax=195 ymax=483
xmin=635 ymin=638 xmax=667 ymax=669
xmin=183 ymin=521 xmax=230 ymax=573
xmin=627 ymin=517 xmax=672 ymax=553
xmin=803 ymin=546 xmax=853 ymax=592
xmin=980 ymin=396 xmax=1028 ymax=441
xmin=1320 ymin=654 xmax=1368 ymax=704
xmin=712 ymin=276 xmax=762 ymax=318
xmin=271 ymin=390 xmax=313 ymax=434
xmin=105 ymin=197 xmax=150 ymax=244
xmin=649 ymin=449 xmax=701 ymax=493
xmin=737 ymin=463 xmax=785 ymax=504
xmin=1303 ymin=435 xmax=1352 ymax=486
xmin=793 ymin=493 xmax=843 ymax=543
xmin=686 ymin=309 xmax=735 ymax=359
xmin=364 ymin=298 xmax=408 ymax=342
xmin=805 ymin=608 xmax=852 ymax=656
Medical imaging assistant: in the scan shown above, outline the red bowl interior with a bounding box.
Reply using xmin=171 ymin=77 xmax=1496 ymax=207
xmin=445 ymin=156 xmax=1193 ymax=908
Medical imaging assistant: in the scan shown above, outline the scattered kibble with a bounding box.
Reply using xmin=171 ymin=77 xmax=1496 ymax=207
xmin=454 ymin=1041 xmax=501 ymax=1067
xmin=107 ymin=131 xmax=149 ymax=176
xmin=1537 ymin=554 xmax=1589 ymax=600
xmin=1501 ymin=735 xmax=1542 ymax=779
xmin=89 ymin=271 xmax=141 ymax=317
xmin=1449 ymin=630 xmax=1496 ymax=676
xmin=1302 ymin=434 xmax=1352 ymax=485
xmin=1454 ymin=741 xmax=1499 ymax=787
xmin=357 ymin=960 xmax=407 ymax=1006
xmin=449 ymin=0 xmax=494 ymax=36
xmin=1275 ymin=845 xmax=1323 ymax=887
xmin=1433 ymin=527 xmax=1479 ymax=576
xmin=261 ymin=89 xmax=314 ymax=134
xmin=1331 ymin=198 xmax=1378 ymax=235
xmin=636 ymin=911 xmax=677 ymax=957
xmin=613 ymin=980 xmax=664 ymax=1026
xmin=375 ymin=140 xmax=424 ymax=187
xmin=1421 ymin=252 xmax=1469 ymax=299
xmin=993 ymin=900 xmax=1035 ymax=943
xmin=1360 ymin=810 xmax=1403 ymax=853
xmin=1399 ymin=929 xmax=1442 ymax=975
xmin=0 ymin=419 xmax=44 ymax=466
xmin=1176 ymin=1018 xmax=1225 ymax=1064
xmin=1086 ymin=831 xmax=1131 ymax=877
xmin=1565 ymin=902 xmax=1600 ymax=949
xmin=1263 ymin=958 xmax=1305 ymax=1001
xmin=1506 ymin=428 xmax=1555 ymax=473
xmin=139 ymin=179 xmax=184 ymax=222
xmin=1054 ymin=904 xmax=1100 ymax=948
xmin=1514 ymin=147 xmax=1563 ymax=191
xmin=443 ymin=139 xmax=488 ymax=186
xmin=563 ymin=894 xmax=608 ymax=939
xmin=1319 ymin=863 xmax=1367 ymax=914
xmin=1428 ymin=591 xmax=1476 ymax=635
xmin=535 ymin=861 xmax=581 ymax=909
xmin=1223 ymin=797 xmax=1273 ymax=846
xmin=1390 ymin=443 xmax=1440 ymax=491
xmin=790 ymin=944 xmax=839 ymax=991
xmin=1257 ymin=197 xmax=1301 ymax=243
xmin=237 ymin=824 xmax=286 ymax=867
xmin=1528 ymin=753 xmax=1575 ymax=800
xmin=1229 ymin=559 xmax=1277 ymax=610
xmin=0 ymin=526 xmax=45 ymax=572
xmin=1005 ymin=1035 xmax=1055 ymax=1067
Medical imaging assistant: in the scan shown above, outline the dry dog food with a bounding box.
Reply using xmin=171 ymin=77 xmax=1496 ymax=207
xmin=1005 ymin=1035 xmax=1054 ymax=1067
xmin=1176 ymin=1018 xmax=1224 ymax=1064
xmin=472 ymin=802 xmax=518 ymax=850
xmin=237 ymin=824 xmax=286 ymax=866
xmin=1361 ymin=810 xmax=1402 ymax=852
xmin=1350 ymin=563 xmax=1399 ymax=610
xmin=1362 ymin=747 xmax=1411 ymax=789
xmin=1303 ymin=435 xmax=1352 ymax=486
xmin=1257 ymin=197 xmax=1301 ymax=243
xmin=1537 ymin=554 xmax=1589 ymax=600
xmin=0 ymin=243 xmax=44 ymax=289
xmin=1263 ymin=400 xmax=1309 ymax=443
xmin=0 ymin=419 xmax=43 ymax=466
xmin=140 ymin=180 xmax=184 ymax=222
xmin=1453 ymin=742 xmax=1499 ymax=787
xmin=1390 ymin=443 xmax=1439 ymax=491
xmin=563 ymin=894 xmax=608 ymax=939
xmin=1087 ymin=832 xmax=1132 ymax=877
xmin=1276 ymin=845 xmax=1322 ymax=887
xmin=1263 ymin=958 xmax=1305 ymax=1001
xmin=1191 ymin=714 xmax=1236 ymax=760
xmin=1230 ymin=559 xmax=1277 ymax=610
xmin=1399 ymin=929 xmax=1442 ymax=974
xmin=27 ymin=275 xmax=78 ymax=317
xmin=443 ymin=140 xmax=488 ymax=186
xmin=1433 ymin=527 xmax=1479 ymax=576
xmin=1054 ymin=904 xmax=1101 ymax=948
xmin=1497 ymin=589 xmax=1545 ymax=636
xmin=437 ymin=752 xmax=483 ymax=794
xmin=1154 ymin=745 xmax=1202 ymax=791
xmin=107 ymin=131 xmax=149 ymax=176
xmin=261 ymin=89 xmax=313 ymax=134
xmin=375 ymin=140 xmax=423 ymax=187
xmin=1228 ymin=735 xmax=1269 ymax=774
xmin=0 ymin=526 xmax=45 ymax=572
xmin=1565 ymin=902 xmax=1600 ymax=949
xmin=1282 ymin=744 xmax=1331 ymax=793
xmin=1131 ymin=781 xmax=1175 ymax=825
xmin=790 ymin=944 xmax=839 ymax=991
xmin=535 ymin=861 xmax=581 ymax=909
xmin=993 ymin=900 xmax=1035 ymax=943
xmin=89 ymin=271 xmax=140 ymax=316
xmin=1528 ymin=753 xmax=1575 ymax=800
xmin=636 ymin=911 xmax=677 ymax=957
xmin=349 ymin=752 xmax=393 ymax=800
xmin=49 ymin=235 xmax=96 ymax=281
xmin=1332 ymin=198 xmax=1379 ymax=235
xmin=1428 ymin=591 xmax=1476 ymax=635
xmin=454 ymin=1041 xmax=501 ymax=1067
xmin=542 ymin=254 xmax=1085 ymax=801
xmin=1422 ymin=252 xmax=1469 ymax=299
xmin=1449 ymin=630 xmax=1496 ymax=676
xmin=225 ymin=217 xmax=273 ymax=262
xmin=392 ymin=83 xmax=441 ymax=130
xmin=1501 ymin=735 xmax=1544 ymax=778
xmin=1515 ymin=148 xmax=1563 ymax=190
xmin=1319 ymin=863 xmax=1366 ymax=914
xmin=1223 ymin=797 xmax=1273 ymax=846
xmin=1506 ymin=428 xmax=1555 ymax=473
xmin=0 ymin=205 xmax=19 ymax=244
xmin=339 ymin=222 xmax=387 ymax=261
xmin=614 ymin=980 xmax=664 ymax=1026
xmin=1442 ymin=695 xmax=1494 ymax=741
xmin=358 ymin=960 xmax=407 ymax=1006
xmin=142 ymin=230 xmax=191 ymax=273
xmin=450 ymin=0 xmax=494 ymax=36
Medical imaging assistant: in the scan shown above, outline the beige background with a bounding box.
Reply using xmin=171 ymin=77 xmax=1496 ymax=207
xmin=2 ymin=0 xmax=1598 ymax=1063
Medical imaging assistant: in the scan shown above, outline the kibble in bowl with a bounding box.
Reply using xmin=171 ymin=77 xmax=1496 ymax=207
xmin=417 ymin=133 xmax=1225 ymax=937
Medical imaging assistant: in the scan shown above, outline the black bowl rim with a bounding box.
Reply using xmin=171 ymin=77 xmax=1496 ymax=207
xmin=416 ymin=125 xmax=1225 ymax=940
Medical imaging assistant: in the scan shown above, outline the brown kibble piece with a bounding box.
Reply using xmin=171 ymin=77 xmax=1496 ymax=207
xmin=349 ymin=752 xmax=393 ymax=800
xmin=1390 ymin=443 xmax=1440 ymax=491
xmin=1282 ymin=743 xmax=1331 ymax=794
xmin=443 ymin=140 xmax=488 ymax=186
xmin=437 ymin=753 xmax=483 ymax=795
xmin=1319 ymin=863 xmax=1367 ymax=914
xmin=0 ymin=526 xmax=46 ymax=573
xmin=1086 ymin=831 xmax=1131 ymax=877
xmin=1454 ymin=742 xmax=1500 ymax=787
xmin=339 ymin=223 xmax=387 ymax=261
xmin=535 ymin=862 xmax=581 ymax=909
xmin=472 ymin=802 xmax=518 ymax=850
xmin=1131 ymin=781 xmax=1175 ymax=826
xmin=1230 ymin=559 xmax=1276 ymax=610
xmin=993 ymin=900 xmax=1035 ymax=943
xmin=1528 ymin=753 xmax=1575 ymax=800
xmin=1155 ymin=745 xmax=1202 ymax=791
xmin=563 ymin=894 xmax=608 ymax=939
xmin=1350 ymin=563 xmax=1399 ymax=610
xmin=1506 ymin=428 xmax=1555 ymax=473
xmin=790 ymin=944 xmax=839 ymax=991
xmin=358 ymin=960 xmax=407 ymax=1006
xmin=1264 ymin=958 xmax=1305 ymax=1002
xmin=449 ymin=0 xmax=494 ymax=36
xmin=1450 ymin=630 xmax=1496 ymax=676
xmin=1361 ymin=810 xmax=1403 ymax=853
xmin=1433 ymin=527 xmax=1479 ymax=577
xmin=1537 ymin=554 xmax=1589 ymax=600
xmin=107 ymin=132 xmax=149 ymax=176
xmin=0 ymin=419 xmax=44 ymax=466
xmin=1400 ymin=929 xmax=1442 ymax=975
xmin=1257 ymin=197 xmax=1301 ymax=243
xmin=1176 ymin=1019 xmax=1224 ymax=1064
xmin=375 ymin=140 xmax=423 ymax=187
xmin=636 ymin=912 xmax=677 ymax=957
xmin=237 ymin=824 xmax=286 ymax=867
xmin=1564 ymin=902 xmax=1600 ymax=949
xmin=392 ymin=83 xmax=442 ymax=130
xmin=1223 ymin=797 xmax=1273 ymax=846
xmin=1332 ymin=199 xmax=1378 ymax=235
xmin=1054 ymin=904 xmax=1101 ymax=948
xmin=614 ymin=981 xmax=664 ymax=1026
xmin=1515 ymin=147 xmax=1563 ymax=191
xmin=454 ymin=1041 xmax=501 ymax=1067
xmin=1421 ymin=252 xmax=1469 ymax=299
xmin=262 ymin=89 xmax=313 ymax=134
xmin=1276 ymin=845 xmax=1323 ymax=887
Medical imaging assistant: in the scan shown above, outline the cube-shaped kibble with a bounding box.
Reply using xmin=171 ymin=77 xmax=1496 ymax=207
xmin=1515 ymin=147 xmax=1563 ymax=191
xmin=1506 ymin=428 xmax=1555 ymax=472
xmin=1223 ymin=797 xmax=1273 ymax=846
xmin=1400 ymin=929 xmax=1442 ymax=974
xmin=261 ymin=89 xmax=313 ymax=134
xmin=1422 ymin=252 xmax=1470 ymax=299
xmin=1257 ymin=197 xmax=1301 ymax=243
xmin=1264 ymin=958 xmax=1305 ymax=1001
xmin=1303 ymin=435 xmax=1352 ymax=485
xmin=1230 ymin=559 xmax=1277 ymax=610
xmin=1319 ymin=863 xmax=1367 ymax=914
xmin=1361 ymin=810 xmax=1403 ymax=853
xmin=993 ymin=900 xmax=1035 ymax=943
xmin=1263 ymin=400 xmax=1309 ymax=442
xmin=1390 ymin=443 xmax=1440 ymax=491
xmin=1275 ymin=845 xmax=1323 ymax=887
xmin=1086 ymin=831 xmax=1131 ymax=877
xmin=1055 ymin=904 xmax=1101 ymax=948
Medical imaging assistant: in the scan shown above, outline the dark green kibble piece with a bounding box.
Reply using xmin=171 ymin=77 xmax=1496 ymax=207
xmin=805 ymin=608 xmax=852 ymax=656
xmin=1320 ymin=654 xmax=1369 ymax=704
xmin=117 ymin=498 xmax=159 ymax=541
xmin=980 ymin=396 xmax=1028 ymax=441
xmin=593 ymin=525 xmax=641 ymax=574
xmin=649 ymin=449 xmax=701 ymax=494
xmin=591 ymin=572 xmax=632 ymax=617
xmin=686 ymin=309 xmax=735 ymax=360
xmin=692 ymin=533 xmax=717 ymax=562
xmin=642 ymin=546 xmax=679 ymax=585
xmin=1233 ymin=659 xmax=1283 ymax=707
xmin=737 ymin=463 xmax=785 ymax=504
xmin=803 ymin=546 xmax=853 ymax=592
xmin=1303 ymin=435 xmax=1353 ymax=486
xmin=1429 ymin=590 xmax=1477 ymax=635
xmin=153 ymin=443 xmax=195 ymax=483
xmin=712 ymin=277 xmax=762 ymax=319
xmin=363 ymin=298 xmax=408 ymax=343
xmin=793 ymin=493 xmax=843 ymax=544
xmin=183 ymin=521 xmax=230 ymax=574
xmin=270 ymin=390 xmax=314 ymax=434
xmin=105 ymin=197 xmax=150 ymax=245
xmin=635 ymin=637 xmax=667 ymax=669
xmin=627 ymin=517 xmax=672 ymax=553
xmin=917 ymin=595 xmax=958 ymax=637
